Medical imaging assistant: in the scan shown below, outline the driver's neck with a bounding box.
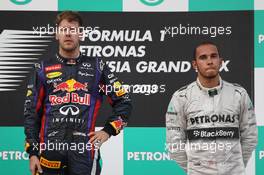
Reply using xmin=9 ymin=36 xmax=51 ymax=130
xmin=198 ymin=74 xmax=220 ymax=88
xmin=59 ymin=47 xmax=80 ymax=59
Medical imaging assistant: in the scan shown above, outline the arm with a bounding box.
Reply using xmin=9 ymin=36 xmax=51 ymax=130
xmin=166 ymin=92 xmax=187 ymax=172
xmin=239 ymin=91 xmax=258 ymax=166
xmin=99 ymin=59 xmax=132 ymax=136
xmin=24 ymin=63 xmax=45 ymax=157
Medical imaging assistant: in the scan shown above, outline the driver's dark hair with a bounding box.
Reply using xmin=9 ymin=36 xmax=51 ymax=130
xmin=55 ymin=11 xmax=83 ymax=26
xmin=193 ymin=41 xmax=219 ymax=60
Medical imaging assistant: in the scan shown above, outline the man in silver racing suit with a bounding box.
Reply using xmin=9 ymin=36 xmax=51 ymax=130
xmin=166 ymin=42 xmax=257 ymax=175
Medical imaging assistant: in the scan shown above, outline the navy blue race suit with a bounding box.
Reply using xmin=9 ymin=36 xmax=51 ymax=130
xmin=24 ymin=53 xmax=132 ymax=175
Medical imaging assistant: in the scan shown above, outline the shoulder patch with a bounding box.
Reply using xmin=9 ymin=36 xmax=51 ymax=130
xmin=235 ymin=89 xmax=242 ymax=95
xmin=178 ymin=85 xmax=187 ymax=92
xmin=34 ymin=63 xmax=41 ymax=69
xmin=232 ymin=83 xmax=246 ymax=95
xmin=45 ymin=64 xmax=62 ymax=72
xmin=233 ymin=83 xmax=242 ymax=88
xmin=99 ymin=59 xmax=105 ymax=72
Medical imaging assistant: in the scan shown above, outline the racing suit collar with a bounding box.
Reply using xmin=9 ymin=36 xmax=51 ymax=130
xmin=196 ymin=77 xmax=223 ymax=97
xmin=56 ymin=53 xmax=82 ymax=65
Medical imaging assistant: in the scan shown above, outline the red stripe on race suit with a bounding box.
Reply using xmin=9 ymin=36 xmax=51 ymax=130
xmin=36 ymin=86 xmax=45 ymax=144
xmin=107 ymin=96 xmax=113 ymax=106
xmin=40 ymin=109 xmax=46 ymax=144
xmin=36 ymin=86 xmax=45 ymax=112
xmin=90 ymin=99 xmax=102 ymax=132
xmin=90 ymin=99 xmax=102 ymax=159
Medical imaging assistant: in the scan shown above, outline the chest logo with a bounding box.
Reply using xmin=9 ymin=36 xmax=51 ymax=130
xmin=53 ymin=79 xmax=88 ymax=93
xmin=46 ymin=72 xmax=62 ymax=79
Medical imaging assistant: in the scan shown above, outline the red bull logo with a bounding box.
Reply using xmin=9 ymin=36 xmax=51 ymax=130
xmin=49 ymin=93 xmax=90 ymax=106
xmin=73 ymin=81 xmax=88 ymax=91
xmin=110 ymin=117 xmax=127 ymax=134
xmin=53 ymin=79 xmax=88 ymax=93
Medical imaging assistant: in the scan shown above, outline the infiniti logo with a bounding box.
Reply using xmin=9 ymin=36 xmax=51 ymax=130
xmin=82 ymin=62 xmax=91 ymax=68
xmin=81 ymin=62 xmax=93 ymax=70
xmin=59 ymin=105 xmax=80 ymax=116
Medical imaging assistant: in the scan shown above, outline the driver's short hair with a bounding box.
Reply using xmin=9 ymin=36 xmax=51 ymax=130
xmin=193 ymin=41 xmax=219 ymax=60
xmin=55 ymin=11 xmax=83 ymax=27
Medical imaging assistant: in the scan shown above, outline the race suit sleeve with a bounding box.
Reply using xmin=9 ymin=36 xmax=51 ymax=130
xmin=239 ymin=91 xmax=258 ymax=166
xmin=98 ymin=59 xmax=132 ymax=136
xmin=166 ymin=91 xmax=187 ymax=172
xmin=24 ymin=63 xmax=45 ymax=157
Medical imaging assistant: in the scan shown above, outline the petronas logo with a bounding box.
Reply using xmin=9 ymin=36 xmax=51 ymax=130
xmin=10 ymin=0 xmax=32 ymax=5
xmin=140 ymin=0 xmax=164 ymax=6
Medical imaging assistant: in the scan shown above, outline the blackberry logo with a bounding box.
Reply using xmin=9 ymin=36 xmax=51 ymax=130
xmin=193 ymin=130 xmax=200 ymax=137
xmin=140 ymin=0 xmax=164 ymax=6
xmin=187 ymin=127 xmax=239 ymax=140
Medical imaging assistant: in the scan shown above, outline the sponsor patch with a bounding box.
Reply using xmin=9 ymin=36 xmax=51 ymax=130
xmin=49 ymin=93 xmax=90 ymax=106
xmin=59 ymin=105 xmax=80 ymax=116
xmin=113 ymin=81 xmax=127 ymax=96
xmin=46 ymin=78 xmax=62 ymax=84
xmin=187 ymin=127 xmax=240 ymax=140
xmin=110 ymin=117 xmax=127 ymax=134
xmin=40 ymin=157 xmax=61 ymax=169
xmin=78 ymin=71 xmax=94 ymax=77
xmin=53 ymin=79 xmax=88 ymax=93
xmin=46 ymin=72 xmax=62 ymax=79
xmin=26 ymin=90 xmax=32 ymax=97
xmin=27 ymin=84 xmax=33 ymax=89
xmin=34 ymin=63 xmax=41 ymax=69
xmin=113 ymin=81 xmax=122 ymax=88
xmin=116 ymin=88 xmax=127 ymax=97
xmin=99 ymin=60 xmax=105 ymax=72
xmin=25 ymin=142 xmax=30 ymax=151
xmin=167 ymin=103 xmax=176 ymax=114
xmin=45 ymin=64 xmax=62 ymax=72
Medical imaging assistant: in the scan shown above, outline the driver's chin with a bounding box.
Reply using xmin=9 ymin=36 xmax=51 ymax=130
xmin=204 ymin=72 xmax=218 ymax=79
xmin=61 ymin=44 xmax=77 ymax=52
xmin=199 ymin=69 xmax=218 ymax=79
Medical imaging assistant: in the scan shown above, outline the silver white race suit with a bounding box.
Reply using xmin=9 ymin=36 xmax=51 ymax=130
xmin=166 ymin=78 xmax=257 ymax=175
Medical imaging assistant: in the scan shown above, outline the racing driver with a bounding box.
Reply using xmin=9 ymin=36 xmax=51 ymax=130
xmin=24 ymin=11 xmax=132 ymax=175
xmin=166 ymin=41 xmax=257 ymax=175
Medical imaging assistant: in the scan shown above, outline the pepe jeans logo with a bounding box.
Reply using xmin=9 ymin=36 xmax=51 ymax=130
xmin=140 ymin=0 xmax=164 ymax=6
xmin=10 ymin=0 xmax=32 ymax=5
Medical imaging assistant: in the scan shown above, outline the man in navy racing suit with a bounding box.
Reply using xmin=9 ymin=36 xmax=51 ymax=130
xmin=24 ymin=11 xmax=132 ymax=175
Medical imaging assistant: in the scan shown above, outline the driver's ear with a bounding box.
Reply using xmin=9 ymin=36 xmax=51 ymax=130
xmin=219 ymin=57 xmax=223 ymax=68
xmin=192 ymin=59 xmax=197 ymax=71
xmin=55 ymin=31 xmax=59 ymax=40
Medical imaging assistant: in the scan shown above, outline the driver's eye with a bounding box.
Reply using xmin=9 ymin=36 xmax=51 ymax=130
xmin=199 ymin=55 xmax=207 ymax=60
xmin=59 ymin=27 xmax=68 ymax=33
